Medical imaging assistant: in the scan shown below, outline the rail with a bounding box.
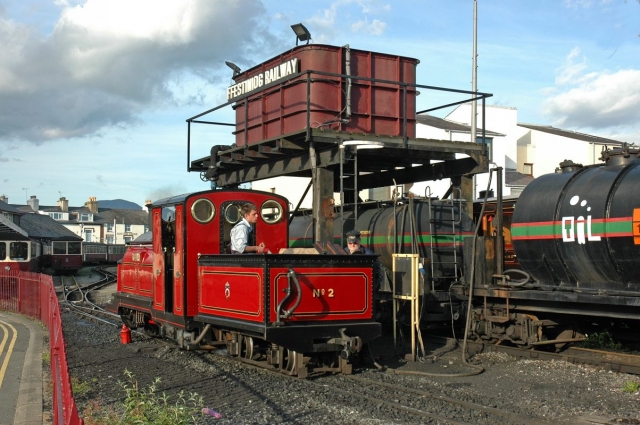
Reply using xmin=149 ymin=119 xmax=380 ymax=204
xmin=0 ymin=269 xmax=83 ymax=425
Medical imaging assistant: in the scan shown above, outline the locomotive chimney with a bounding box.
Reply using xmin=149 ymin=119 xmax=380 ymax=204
xmin=85 ymin=196 xmax=99 ymax=214
xmin=58 ymin=196 xmax=68 ymax=212
xmin=27 ymin=195 xmax=40 ymax=211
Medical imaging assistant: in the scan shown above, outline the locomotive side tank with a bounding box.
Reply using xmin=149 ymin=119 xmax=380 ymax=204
xmin=512 ymin=146 xmax=640 ymax=293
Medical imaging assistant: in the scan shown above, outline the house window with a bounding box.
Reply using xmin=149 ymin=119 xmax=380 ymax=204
xmin=51 ymin=212 xmax=63 ymax=220
xmin=523 ymin=163 xmax=533 ymax=176
xmin=106 ymin=223 xmax=113 ymax=231
xmin=106 ymin=236 xmax=114 ymax=244
xmin=84 ymin=229 xmax=93 ymax=242
xmin=124 ymin=236 xmax=132 ymax=243
xmin=476 ymin=137 xmax=493 ymax=162
xmin=125 ymin=224 xmax=131 ymax=232
xmin=79 ymin=213 xmax=91 ymax=222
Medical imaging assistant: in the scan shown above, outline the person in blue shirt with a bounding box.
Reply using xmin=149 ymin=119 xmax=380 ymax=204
xmin=230 ymin=203 xmax=266 ymax=254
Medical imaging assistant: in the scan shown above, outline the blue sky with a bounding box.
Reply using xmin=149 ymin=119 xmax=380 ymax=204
xmin=1 ymin=0 xmax=639 ymax=207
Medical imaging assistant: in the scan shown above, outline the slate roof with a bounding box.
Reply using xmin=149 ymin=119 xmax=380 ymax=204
xmin=19 ymin=213 xmax=82 ymax=241
xmin=505 ymin=170 xmax=535 ymax=187
xmin=0 ymin=200 xmax=24 ymax=214
xmin=98 ymin=209 xmax=148 ymax=226
xmin=131 ymin=231 xmax=153 ymax=244
xmin=518 ymin=124 xmax=625 ymax=145
xmin=0 ymin=214 xmax=29 ymax=238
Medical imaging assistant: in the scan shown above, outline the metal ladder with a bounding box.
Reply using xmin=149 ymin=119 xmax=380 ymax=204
xmin=339 ymin=144 xmax=358 ymax=245
xmin=426 ymin=186 xmax=462 ymax=290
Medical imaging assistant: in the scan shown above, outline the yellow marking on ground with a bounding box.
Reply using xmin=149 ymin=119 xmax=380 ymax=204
xmin=0 ymin=319 xmax=18 ymax=390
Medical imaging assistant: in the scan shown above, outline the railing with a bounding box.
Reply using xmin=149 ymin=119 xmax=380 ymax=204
xmin=0 ymin=270 xmax=83 ymax=425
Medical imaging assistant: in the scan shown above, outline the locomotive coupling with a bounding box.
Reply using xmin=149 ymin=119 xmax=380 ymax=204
xmin=328 ymin=328 xmax=363 ymax=361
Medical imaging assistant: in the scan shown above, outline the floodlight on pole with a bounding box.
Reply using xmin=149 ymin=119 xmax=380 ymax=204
xmin=225 ymin=61 xmax=241 ymax=77
xmin=290 ymin=23 xmax=311 ymax=46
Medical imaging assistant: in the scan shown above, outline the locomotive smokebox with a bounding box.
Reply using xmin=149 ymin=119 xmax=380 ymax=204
xmin=512 ymin=145 xmax=640 ymax=292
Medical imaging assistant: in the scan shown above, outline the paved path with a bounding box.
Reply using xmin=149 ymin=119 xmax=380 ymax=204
xmin=0 ymin=311 xmax=43 ymax=425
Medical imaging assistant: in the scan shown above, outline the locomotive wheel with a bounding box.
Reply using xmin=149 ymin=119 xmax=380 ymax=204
xmin=283 ymin=349 xmax=297 ymax=374
xmin=240 ymin=335 xmax=255 ymax=360
xmin=279 ymin=349 xmax=307 ymax=377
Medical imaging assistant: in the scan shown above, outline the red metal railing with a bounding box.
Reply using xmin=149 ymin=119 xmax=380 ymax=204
xmin=0 ymin=269 xmax=83 ymax=425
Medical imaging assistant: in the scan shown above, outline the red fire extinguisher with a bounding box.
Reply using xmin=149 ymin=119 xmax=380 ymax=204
xmin=120 ymin=324 xmax=132 ymax=344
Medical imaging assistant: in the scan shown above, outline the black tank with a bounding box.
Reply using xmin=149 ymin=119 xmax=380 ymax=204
xmin=512 ymin=146 xmax=640 ymax=292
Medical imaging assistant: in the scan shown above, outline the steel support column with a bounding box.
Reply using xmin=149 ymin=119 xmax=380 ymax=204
xmin=312 ymin=167 xmax=335 ymax=243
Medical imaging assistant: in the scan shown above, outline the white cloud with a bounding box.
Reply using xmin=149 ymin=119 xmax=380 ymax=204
xmin=555 ymin=47 xmax=589 ymax=86
xmin=306 ymin=0 xmax=389 ymax=43
xmin=0 ymin=0 xmax=281 ymax=143
xmin=563 ymin=0 xmax=594 ymax=8
xmin=543 ymin=49 xmax=640 ymax=133
xmin=351 ymin=18 xmax=386 ymax=35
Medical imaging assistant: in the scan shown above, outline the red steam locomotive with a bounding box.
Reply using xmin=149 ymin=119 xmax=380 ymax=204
xmin=107 ymin=189 xmax=380 ymax=377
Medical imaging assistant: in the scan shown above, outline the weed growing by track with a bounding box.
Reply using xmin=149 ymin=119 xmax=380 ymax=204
xmin=82 ymin=369 xmax=204 ymax=425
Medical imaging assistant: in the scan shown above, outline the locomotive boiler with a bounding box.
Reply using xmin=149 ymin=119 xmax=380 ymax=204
xmin=290 ymin=195 xmax=476 ymax=325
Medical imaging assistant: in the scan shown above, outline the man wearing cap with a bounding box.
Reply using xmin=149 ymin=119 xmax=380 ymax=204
xmin=345 ymin=230 xmax=374 ymax=255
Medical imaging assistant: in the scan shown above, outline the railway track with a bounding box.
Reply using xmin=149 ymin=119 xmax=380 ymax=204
xmin=312 ymin=373 xmax=553 ymax=425
xmin=60 ymin=271 xmax=640 ymax=379
xmin=463 ymin=338 xmax=640 ymax=375
xmin=57 ymin=279 xmax=640 ymax=424
xmin=60 ymin=267 xmax=122 ymax=327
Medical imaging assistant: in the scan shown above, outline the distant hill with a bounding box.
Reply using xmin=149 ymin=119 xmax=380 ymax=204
xmin=99 ymin=199 xmax=143 ymax=210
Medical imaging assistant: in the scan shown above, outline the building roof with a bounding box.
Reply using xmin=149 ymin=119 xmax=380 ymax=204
xmin=0 ymin=214 xmax=29 ymax=238
xmin=19 ymin=213 xmax=83 ymax=241
xmin=131 ymin=231 xmax=153 ymax=244
xmin=518 ymin=124 xmax=625 ymax=145
xmin=98 ymin=209 xmax=148 ymax=226
xmin=0 ymin=200 xmax=24 ymax=214
xmin=505 ymin=170 xmax=535 ymax=187
xmin=416 ymin=114 xmax=504 ymax=137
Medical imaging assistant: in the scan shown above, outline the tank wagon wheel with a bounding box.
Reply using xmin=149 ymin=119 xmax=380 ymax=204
xmin=554 ymin=328 xmax=585 ymax=352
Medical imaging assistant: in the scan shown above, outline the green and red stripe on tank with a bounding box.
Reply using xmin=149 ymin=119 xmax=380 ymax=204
xmin=288 ymin=231 xmax=475 ymax=248
xmin=511 ymin=216 xmax=634 ymax=240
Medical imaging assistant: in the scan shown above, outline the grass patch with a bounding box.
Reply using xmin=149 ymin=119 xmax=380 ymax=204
xmin=71 ymin=376 xmax=92 ymax=397
xmin=82 ymin=369 xmax=204 ymax=425
xmin=622 ymin=380 xmax=640 ymax=393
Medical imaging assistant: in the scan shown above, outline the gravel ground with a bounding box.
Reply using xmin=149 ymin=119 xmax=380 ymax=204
xmin=59 ymin=269 xmax=640 ymax=425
